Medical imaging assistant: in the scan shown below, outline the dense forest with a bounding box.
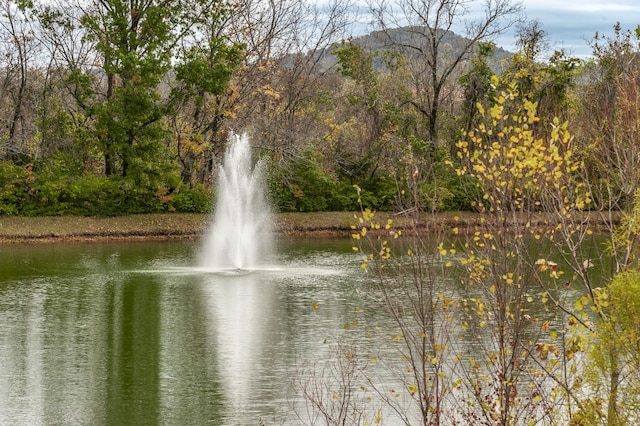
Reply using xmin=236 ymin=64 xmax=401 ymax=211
xmin=0 ymin=0 xmax=637 ymax=218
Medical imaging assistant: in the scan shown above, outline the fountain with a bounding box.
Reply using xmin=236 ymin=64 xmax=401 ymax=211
xmin=200 ymin=133 xmax=273 ymax=271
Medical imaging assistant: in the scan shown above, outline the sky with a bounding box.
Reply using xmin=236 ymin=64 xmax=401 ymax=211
xmin=318 ymin=0 xmax=639 ymax=58
xmin=497 ymin=0 xmax=640 ymax=57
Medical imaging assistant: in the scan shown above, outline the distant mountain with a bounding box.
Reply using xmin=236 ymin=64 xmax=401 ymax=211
xmin=314 ymin=26 xmax=513 ymax=74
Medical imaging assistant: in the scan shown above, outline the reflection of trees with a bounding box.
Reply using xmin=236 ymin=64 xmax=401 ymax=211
xmin=106 ymin=276 xmax=162 ymax=423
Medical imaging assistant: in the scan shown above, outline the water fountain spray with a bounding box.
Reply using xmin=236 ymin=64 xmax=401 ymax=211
xmin=200 ymin=133 xmax=273 ymax=270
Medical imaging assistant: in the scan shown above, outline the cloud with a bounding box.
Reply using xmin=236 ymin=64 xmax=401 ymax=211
xmin=326 ymin=0 xmax=639 ymax=58
xmin=526 ymin=0 xmax=640 ymax=13
xmin=496 ymin=0 xmax=640 ymax=57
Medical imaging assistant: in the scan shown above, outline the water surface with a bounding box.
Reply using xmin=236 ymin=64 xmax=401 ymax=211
xmin=0 ymin=238 xmax=365 ymax=425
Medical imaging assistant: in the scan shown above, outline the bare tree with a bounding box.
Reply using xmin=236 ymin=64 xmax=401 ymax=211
xmin=0 ymin=0 xmax=40 ymax=161
xmin=226 ymin=0 xmax=356 ymax=154
xmin=293 ymin=342 xmax=379 ymax=425
xmin=367 ymin=0 xmax=522 ymax=146
xmin=26 ymin=0 xmax=100 ymax=158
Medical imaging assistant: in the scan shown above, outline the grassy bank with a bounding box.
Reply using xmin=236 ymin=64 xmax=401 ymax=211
xmin=0 ymin=211 xmax=480 ymax=243
xmin=0 ymin=212 xmax=369 ymax=243
xmin=1 ymin=211 xmax=608 ymax=243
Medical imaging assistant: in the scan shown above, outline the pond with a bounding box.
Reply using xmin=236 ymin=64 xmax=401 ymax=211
xmin=0 ymin=233 xmax=604 ymax=425
xmin=0 ymin=237 xmax=374 ymax=425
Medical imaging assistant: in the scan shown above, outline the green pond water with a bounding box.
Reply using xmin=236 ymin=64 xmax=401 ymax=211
xmin=0 ymin=238 xmax=370 ymax=425
xmin=0 ymin=235 xmax=605 ymax=425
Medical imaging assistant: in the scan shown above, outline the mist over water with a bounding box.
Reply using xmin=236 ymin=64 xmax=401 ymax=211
xmin=199 ymin=133 xmax=273 ymax=270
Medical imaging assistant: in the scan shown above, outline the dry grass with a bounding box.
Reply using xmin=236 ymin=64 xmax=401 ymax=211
xmin=0 ymin=210 xmax=482 ymax=243
xmin=0 ymin=212 xmax=368 ymax=243
xmin=0 ymin=214 xmax=210 ymax=243
xmin=0 ymin=210 xmax=608 ymax=243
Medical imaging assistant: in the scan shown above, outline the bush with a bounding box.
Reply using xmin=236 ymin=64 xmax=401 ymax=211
xmin=71 ymin=175 xmax=125 ymax=216
xmin=267 ymin=149 xmax=337 ymax=212
xmin=170 ymin=185 xmax=213 ymax=213
xmin=582 ymin=271 xmax=640 ymax=424
xmin=0 ymin=154 xmax=207 ymax=216
xmin=0 ymin=161 xmax=28 ymax=215
xmin=267 ymin=148 xmax=399 ymax=212
xmin=327 ymin=176 xmax=396 ymax=212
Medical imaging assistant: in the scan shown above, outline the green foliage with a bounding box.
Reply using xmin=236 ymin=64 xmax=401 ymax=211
xmin=267 ymin=147 xmax=396 ymax=213
xmin=0 ymin=153 xmax=212 ymax=216
xmin=175 ymin=41 xmax=244 ymax=100
xmin=0 ymin=161 xmax=28 ymax=215
xmin=272 ymin=148 xmax=337 ymax=212
xmin=583 ymin=271 xmax=640 ymax=425
xmin=333 ymin=38 xmax=379 ymax=107
xmin=170 ymin=184 xmax=213 ymax=213
xmin=70 ymin=0 xmax=242 ymax=187
xmin=391 ymin=136 xmax=473 ymax=212
xmin=330 ymin=175 xmax=395 ymax=212
xmin=458 ymin=42 xmax=496 ymax=135
xmin=172 ymin=1 xmax=245 ymax=108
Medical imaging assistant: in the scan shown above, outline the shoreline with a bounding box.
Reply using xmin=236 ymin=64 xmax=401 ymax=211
xmin=0 ymin=212 xmax=363 ymax=244
xmin=0 ymin=211 xmax=449 ymax=244
xmin=0 ymin=211 xmax=616 ymax=244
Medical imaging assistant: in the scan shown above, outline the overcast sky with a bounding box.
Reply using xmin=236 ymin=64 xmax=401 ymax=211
xmin=496 ymin=0 xmax=640 ymax=57
xmin=329 ymin=0 xmax=639 ymax=58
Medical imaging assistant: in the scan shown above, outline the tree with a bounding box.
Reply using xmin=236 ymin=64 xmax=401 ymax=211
xmin=331 ymin=39 xmax=395 ymax=191
xmin=79 ymin=0 xmax=183 ymax=178
xmin=0 ymin=0 xmax=39 ymax=162
xmin=222 ymin=0 xmax=361 ymax=210
xmin=458 ymin=41 xmax=496 ymax=137
xmin=168 ymin=2 xmax=244 ymax=185
xmin=241 ymin=0 xmax=354 ymax=149
xmin=500 ymin=20 xmax=580 ymax=134
xmin=453 ymin=77 xmax=593 ymax=424
xmin=20 ymin=0 xmax=238 ymax=183
xmin=368 ymin=0 xmax=522 ymax=147
xmin=320 ymin=75 xmax=602 ymax=425
xmin=578 ymin=24 xmax=640 ymax=244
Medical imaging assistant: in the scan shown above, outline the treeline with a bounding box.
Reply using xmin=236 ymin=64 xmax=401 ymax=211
xmin=0 ymin=0 xmax=638 ymax=216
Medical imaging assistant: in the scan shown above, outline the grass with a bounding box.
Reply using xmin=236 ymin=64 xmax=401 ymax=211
xmin=2 ymin=210 xmax=606 ymax=243
xmin=0 ymin=212 xmax=366 ymax=243
xmin=0 ymin=214 xmax=210 ymax=242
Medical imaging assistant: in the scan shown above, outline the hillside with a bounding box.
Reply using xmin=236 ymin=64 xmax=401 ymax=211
xmin=314 ymin=25 xmax=513 ymax=73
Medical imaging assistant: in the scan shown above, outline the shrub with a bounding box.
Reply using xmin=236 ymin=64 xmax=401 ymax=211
xmin=267 ymin=149 xmax=337 ymax=212
xmin=170 ymin=185 xmax=213 ymax=213
xmin=0 ymin=161 xmax=27 ymax=215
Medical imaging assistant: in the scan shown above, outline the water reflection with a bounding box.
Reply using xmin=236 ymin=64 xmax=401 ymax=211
xmin=156 ymin=273 xmax=225 ymax=424
xmin=201 ymin=273 xmax=271 ymax=419
xmin=0 ymin=239 xmax=362 ymax=425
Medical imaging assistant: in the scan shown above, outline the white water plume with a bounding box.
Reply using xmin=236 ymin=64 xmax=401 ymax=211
xmin=200 ymin=133 xmax=273 ymax=270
